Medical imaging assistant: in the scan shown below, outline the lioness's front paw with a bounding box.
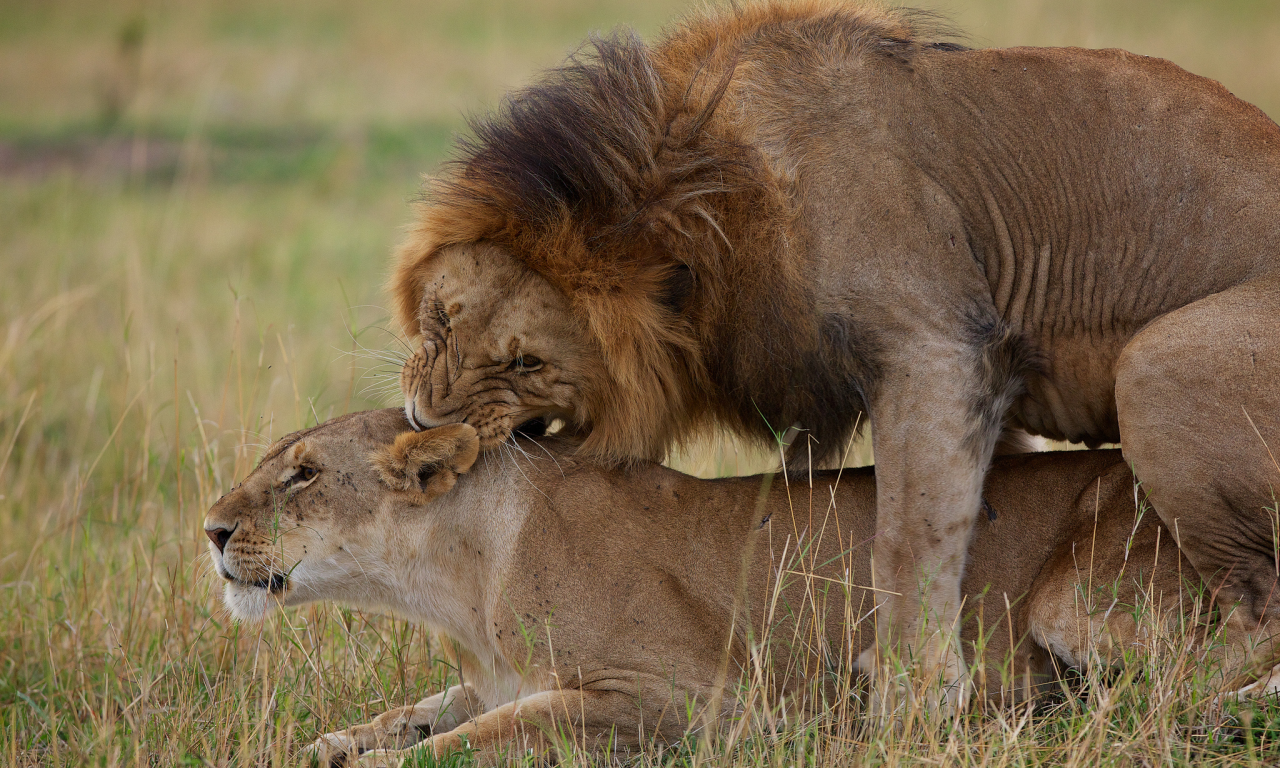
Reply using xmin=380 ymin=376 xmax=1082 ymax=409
xmin=303 ymin=731 xmax=360 ymax=767
xmin=352 ymin=750 xmax=405 ymax=768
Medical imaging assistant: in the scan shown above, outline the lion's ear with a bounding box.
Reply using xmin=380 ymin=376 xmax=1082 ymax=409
xmin=372 ymin=424 xmax=480 ymax=503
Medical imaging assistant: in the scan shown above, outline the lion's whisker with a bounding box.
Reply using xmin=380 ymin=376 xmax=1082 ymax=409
xmin=360 ymin=322 xmax=417 ymax=355
xmin=496 ymin=439 xmax=552 ymax=502
xmin=504 ymin=436 xmax=539 ymax=469
xmin=520 ymin=437 xmax=564 ymax=478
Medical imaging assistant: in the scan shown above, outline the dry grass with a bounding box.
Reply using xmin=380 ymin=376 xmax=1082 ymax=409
xmin=3 ymin=0 xmax=1280 ymax=764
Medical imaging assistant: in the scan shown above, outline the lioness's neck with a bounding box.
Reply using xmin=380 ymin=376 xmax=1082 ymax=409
xmin=369 ymin=464 xmax=532 ymax=663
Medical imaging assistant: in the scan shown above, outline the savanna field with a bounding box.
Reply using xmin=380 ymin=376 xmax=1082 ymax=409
xmin=4 ymin=0 xmax=1280 ymax=764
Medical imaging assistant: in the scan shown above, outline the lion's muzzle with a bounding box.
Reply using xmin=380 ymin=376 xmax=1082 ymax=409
xmin=401 ymin=343 xmax=534 ymax=448
xmin=401 ymin=342 xmax=457 ymax=431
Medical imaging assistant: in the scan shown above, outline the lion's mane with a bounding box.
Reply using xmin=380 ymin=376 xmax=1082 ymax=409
xmin=392 ymin=2 xmax=961 ymax=463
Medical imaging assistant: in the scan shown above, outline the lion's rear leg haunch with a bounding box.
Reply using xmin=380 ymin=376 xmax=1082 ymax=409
xmin=1115 ymin=275 xmax=1280 ymax=686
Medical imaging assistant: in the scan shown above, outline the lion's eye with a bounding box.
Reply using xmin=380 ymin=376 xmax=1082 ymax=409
xmin=289 ymin=466 xmax=318 ymax=486
xmin=508 ymin=355 xmax=543 ymax=373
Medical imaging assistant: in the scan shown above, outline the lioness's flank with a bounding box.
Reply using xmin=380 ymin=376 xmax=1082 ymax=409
xmin=392 ymin=0 xmax=1280 ymax=706
xmin=204 ymin=410 xmax=1278 ymax=766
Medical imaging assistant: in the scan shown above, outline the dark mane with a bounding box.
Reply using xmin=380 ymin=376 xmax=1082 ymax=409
xmin=427 ymin=5 xmax=964 ymax=273
xmin=393 ymin=2 xmax=970 ymax=465
xmin=422 ymin=26 xmax=763 ymax=300
xmin=443 ymin=32 xmax=674 ymax=240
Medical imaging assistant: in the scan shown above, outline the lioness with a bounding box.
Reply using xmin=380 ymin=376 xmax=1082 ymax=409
xmin=391 ymin=0 xmax=1280 ymax=706
xmin=204 ymin=410 xmax=1278 ymax=766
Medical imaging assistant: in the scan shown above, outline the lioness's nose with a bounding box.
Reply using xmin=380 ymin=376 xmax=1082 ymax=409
xmin=206 ymin=523 xmax=236 ymax=554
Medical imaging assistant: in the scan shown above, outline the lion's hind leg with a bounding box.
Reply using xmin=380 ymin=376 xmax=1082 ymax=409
xmin=1115 ymin=275 xmax=1280 ymax=690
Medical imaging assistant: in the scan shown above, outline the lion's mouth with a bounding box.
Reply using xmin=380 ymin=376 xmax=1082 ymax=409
xmin=514 ymin=417 xmax=548 ymax=438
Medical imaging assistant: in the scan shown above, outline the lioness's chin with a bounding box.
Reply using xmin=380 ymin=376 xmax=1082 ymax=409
xmin=222 ymin=582 xmax=273 ymax=621
xmin=222 ymin=581 xmax=302 ymax=622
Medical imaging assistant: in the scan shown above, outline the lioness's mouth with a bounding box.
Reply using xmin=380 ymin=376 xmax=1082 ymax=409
xmin=222 ymin=565 xmax=287 ymax=594
xmin=249 ymin=573 xmax=288 ymax=594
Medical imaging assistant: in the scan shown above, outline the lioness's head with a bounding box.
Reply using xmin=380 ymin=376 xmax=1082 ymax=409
xmin=202 ymin=409 xmax=478 ymax=621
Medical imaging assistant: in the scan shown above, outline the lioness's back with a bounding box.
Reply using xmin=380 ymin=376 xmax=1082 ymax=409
xmin=499 ymin=448 xmax=1133 ymax=693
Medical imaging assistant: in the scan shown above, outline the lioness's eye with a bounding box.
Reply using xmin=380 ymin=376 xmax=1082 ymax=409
xmin=508 ymin=355 xmax=543 ymax=373
xmin=291 ymin=466 xmax=318 ymax=485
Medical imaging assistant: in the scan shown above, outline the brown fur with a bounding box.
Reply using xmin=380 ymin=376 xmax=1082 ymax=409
xmin=202 ymin=411 xmax=479 ymax=623
xmin=204 ymin=410 xmax=1280 ymax=765
xmin=393 ymin=0 xmax=1280 ymax=708
xmin=391 ymin=3 xmax=945 ymax=462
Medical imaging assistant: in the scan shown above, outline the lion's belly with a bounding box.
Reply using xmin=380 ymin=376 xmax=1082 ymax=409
xmin=1012 ymin=333 xmax=1126 ymax=446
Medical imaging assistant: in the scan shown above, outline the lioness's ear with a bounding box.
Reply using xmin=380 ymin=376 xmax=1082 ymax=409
xmin=372 ymin=424 xmax=480 ymax=504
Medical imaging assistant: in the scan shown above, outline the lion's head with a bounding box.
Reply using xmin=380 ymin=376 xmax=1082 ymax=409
xmin=392 ymin=16 xmax=865 ymax=465
xmin=202 ymin=410 xmax=478 ymax=621
xmin=398 ymin=241 xmax=604 ymax=448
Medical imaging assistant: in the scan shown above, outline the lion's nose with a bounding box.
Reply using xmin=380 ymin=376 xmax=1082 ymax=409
xmin=205 ymin=523 xmax=237 ymax=554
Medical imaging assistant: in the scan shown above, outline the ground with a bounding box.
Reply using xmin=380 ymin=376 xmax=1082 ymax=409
xmin=3 ymin=0 xmax=1280 ymax=764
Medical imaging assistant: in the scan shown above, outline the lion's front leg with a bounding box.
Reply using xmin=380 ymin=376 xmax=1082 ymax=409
xmin=304 ymin=683 xmax=483 ymax=766
xmin=857 ymin=347 xmax=1015 ymax=717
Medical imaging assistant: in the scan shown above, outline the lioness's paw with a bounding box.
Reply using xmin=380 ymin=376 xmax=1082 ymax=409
xmin=1226 ymin=660 xmax=1280 ymax=699
xmin=352 ymin=750 xmax=405 ymax=768
xmin=303 ymin=731 xmax=360 ymax=767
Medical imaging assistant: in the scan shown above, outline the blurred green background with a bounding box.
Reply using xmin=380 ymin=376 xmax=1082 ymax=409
xmin=2 ymin=0 xmax=1279 ymax=763
xmin=4 ymin=0 xmax=1278 ymax=499
xmin=4 ymin=0 xmax=1279 ymax=501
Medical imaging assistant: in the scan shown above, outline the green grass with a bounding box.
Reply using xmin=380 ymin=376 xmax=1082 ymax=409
xmin=3 ymin=0 xmax=1280 ymax=764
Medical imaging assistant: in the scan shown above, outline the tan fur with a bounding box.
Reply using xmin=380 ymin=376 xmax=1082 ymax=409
xmin=202 ymin=411 xmax=479 ymax=623
xmin=204 ymin=410 xmax=1280 ymax=766
xmin=373 ymin=425 xmax=480 ymax=503
xmin=392 ymin=0 xmax=1280 ymax=705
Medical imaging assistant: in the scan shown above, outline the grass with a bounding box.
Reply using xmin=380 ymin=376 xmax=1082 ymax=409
xmin=2 ymin=0 xmax=1280 ymax=764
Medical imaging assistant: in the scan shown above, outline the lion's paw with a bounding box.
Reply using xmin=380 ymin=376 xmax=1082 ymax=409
xmin=857 ymin=642 xmax=972 ymax=721
xmin=302 ymin=731 xmax=360 ymax=767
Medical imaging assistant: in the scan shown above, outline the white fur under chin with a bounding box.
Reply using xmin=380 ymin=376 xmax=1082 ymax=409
xmin=222 ymin=581 xmax=275 ymax=622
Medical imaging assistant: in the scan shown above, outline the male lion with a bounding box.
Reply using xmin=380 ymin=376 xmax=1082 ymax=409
xmin=392 ymin=0 xmax=1280 ymax=705
xmin=205 ymin=410 xmax=1279 ymax=766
